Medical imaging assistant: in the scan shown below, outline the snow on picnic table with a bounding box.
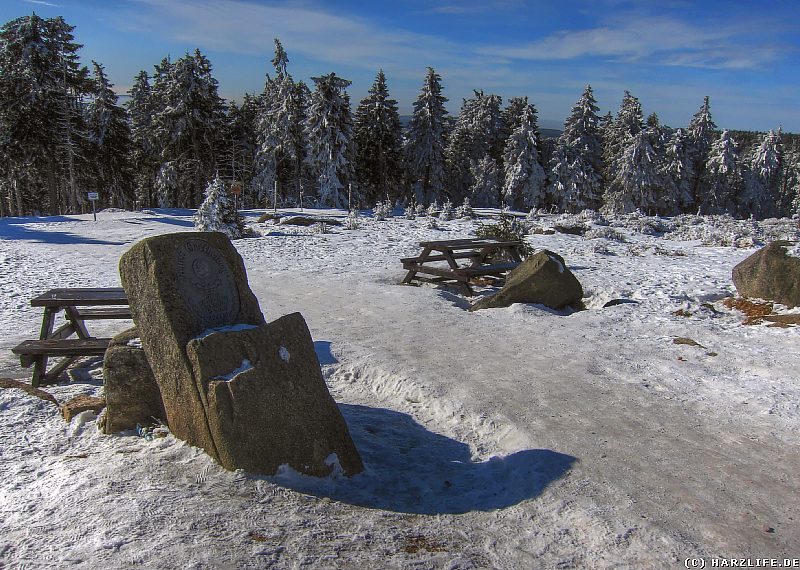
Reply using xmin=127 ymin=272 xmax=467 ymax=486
xmin=0 ymin=208 xmax=799 ymax=568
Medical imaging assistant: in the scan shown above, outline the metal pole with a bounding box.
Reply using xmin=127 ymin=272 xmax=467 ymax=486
xmin=273 ymin=180 xmax=278 ymax=214
xmin=92 ymin=199 xmax=96 ymax=222
xmin=348 ymin=183 xmax=352 ymax=212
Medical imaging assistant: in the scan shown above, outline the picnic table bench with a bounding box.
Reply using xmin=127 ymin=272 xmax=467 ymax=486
xmin=401 ymin=238 xmax=524 ymax=296
xmin=12 ymin=288 xmax=131 ymax=387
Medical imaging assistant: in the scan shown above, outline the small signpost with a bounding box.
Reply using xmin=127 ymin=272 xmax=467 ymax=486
xmin=87 ymin=192 xmax=99 ymax=221
xmin=230 ymin=182 xmax=242 ymax=211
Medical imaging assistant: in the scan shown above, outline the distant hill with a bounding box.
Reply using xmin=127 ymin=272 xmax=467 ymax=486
xmin=540 ymin=128 xmax=562 ymax=139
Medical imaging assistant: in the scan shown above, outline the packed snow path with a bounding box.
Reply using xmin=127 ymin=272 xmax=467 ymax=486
xmin=1 ymin=209 xmax=798 ymax=568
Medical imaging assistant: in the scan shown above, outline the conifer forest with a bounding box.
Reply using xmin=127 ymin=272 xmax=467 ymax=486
xmin=1 ymin=13 xmax=798 ymax=219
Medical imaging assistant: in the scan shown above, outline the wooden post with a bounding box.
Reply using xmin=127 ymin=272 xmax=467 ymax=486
xmin=273 ymin=180 xmax=278 ymax=214
xmin=299 ymin=181 xmax=304 ymax=213
xmin=348 ymin=183 xmax=352 ymax=212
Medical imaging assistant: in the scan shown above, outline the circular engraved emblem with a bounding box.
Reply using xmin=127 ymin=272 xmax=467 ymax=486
xmin=174 ymin=239 xmax=240 ymax=329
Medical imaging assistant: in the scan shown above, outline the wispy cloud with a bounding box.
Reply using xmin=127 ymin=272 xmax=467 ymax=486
xmin=426 ymin=5 xmax=485 ymax=15
xmin=479 ymin=14 xmax=791 ymax=70
xmin=125 ymin=0 xmax=476 ymax=73
xmin=24 ymin=0 xmax=59 ymax=6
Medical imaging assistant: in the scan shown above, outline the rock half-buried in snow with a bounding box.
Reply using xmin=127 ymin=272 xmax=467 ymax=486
xmin=469 ymin=249 xmax=583 ymax=312
xmin=119 ymin=231 xmax=362 ymax=476
xmin=732 ymin=240 xmax=800 ymax=309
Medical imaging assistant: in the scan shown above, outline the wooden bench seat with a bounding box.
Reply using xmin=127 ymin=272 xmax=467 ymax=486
xmin=13 ymin=338 xmax=113 ymax=360
xmin=455 ymin=262 xmax=520 ymax=277
xmin=401 ymin=252 xmax=483 ymax=265
xmin=71 ymin=307 xmax=132 ymax=320
xmin=13 ymin=338 xmax=113 ymax=386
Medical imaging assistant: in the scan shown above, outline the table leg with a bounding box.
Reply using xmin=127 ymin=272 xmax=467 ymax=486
xmin=42 ymin=356 xmax=80 ymax=386
xmin=402 ymin=246 xmax=432 ymax=285
xmin=31 ymin=357 xmax=46 ymax=388
xmin=31 ymin=307 xmax=59 ymax=388
xmin=64 ymin=306 xmax=90 ymax=339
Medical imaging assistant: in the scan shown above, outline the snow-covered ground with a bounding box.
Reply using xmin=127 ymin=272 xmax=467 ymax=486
xmin=1 ymin=208 xmax=798 ymax=568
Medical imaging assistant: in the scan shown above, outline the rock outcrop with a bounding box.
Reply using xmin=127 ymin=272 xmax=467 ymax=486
xmin=732 ymin=241 xmax=800 ymax=308
xmin=119 ymin=232 xmax=362 ymax=476
xmin=470 ymin=250 xmax=583 ymax=312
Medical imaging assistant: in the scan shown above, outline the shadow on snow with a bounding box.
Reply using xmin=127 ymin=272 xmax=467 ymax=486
xmin=263 ymin=403 xmax=576 ymax=515
xmin=0 ymin=217 xmax=126 ymax=245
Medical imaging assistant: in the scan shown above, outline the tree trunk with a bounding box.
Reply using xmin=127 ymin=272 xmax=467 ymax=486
xmin=46 ymin=157 xmax=60 ymax=215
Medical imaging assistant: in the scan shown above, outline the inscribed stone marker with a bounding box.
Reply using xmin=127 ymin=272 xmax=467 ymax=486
xmin=174 ymin=238 xmax=240 ymax=329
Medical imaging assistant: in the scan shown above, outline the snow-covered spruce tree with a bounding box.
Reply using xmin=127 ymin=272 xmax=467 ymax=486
xmin=549 ymin=85 xmax=604 ymax=213
xmin=501 ymin=97 xmax=534 ymax=150
xmin=0 ymin=13 xmax=93 ymax=215
xmin=502 ymin=103 xmax=546 ymax=210
xmin=150 ymin=50 xmax=226 ymax=207
xmin=687 ymin=96 xmax=717 ymax=206
xmin=354 ymin=69 xmax=403 ymax=205
xmin=253 ymin=39 xmax=308 ymax=207
xmin=220 ymin=94 xmax=258 ymax=208
xmin=404 ymin=67 xmax=449 ymax=206
xmin=127 ymin=70 xmax=158 ymax=208
xmin=699 ymin=130 xmax=741 ymax=214
xmin=780 ymin=148 xmax=800 ymax=218
xmin=86 ymin=61 xmax=134 ymax=209
xmin=604 ymin=128 xmax=663 ymax=215
xmin=470 ymin=155 xmax=501 ymax=207
xmin=662 ymin=128 xmax=695 ymax=214
xmin=304 ymin=72 xmax=354 ymax=208
xmin=740 ymin=129 xmax=783 ymax=219
xmin=194 ymin=175 xmax=246 ymax=239
xmin=446 ymin=91 xmax=503 ymax=204
xmin=155 ymin=161 xmax=178 ymax=208
xmin=603 ymin=90 xmax=643 ymax=187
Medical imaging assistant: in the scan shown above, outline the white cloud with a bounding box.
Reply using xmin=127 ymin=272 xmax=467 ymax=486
xmin=125 ymin=0 xmax=476 ymax=73
xmin=24 ymin=0 xmax=59 ymax=6
xmin=479 ymin=14 xmax=786 ymax=70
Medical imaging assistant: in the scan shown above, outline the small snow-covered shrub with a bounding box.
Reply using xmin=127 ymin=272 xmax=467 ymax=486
xmin=425 ymin=216 xmax=438 ymax=229
xmin=455 ymin=198 xmax=474 ymax=219
xmin=438 ymin=199 xmax=454 ymax=221
xmin=194 ymin=175 xmax=246 ymax=239
xmin=652 ymin=245 xmax=687 ymax=256
xmin=414 ymin=202 xmax=427 ymax=217
xmin=669 ymin=214 xmax=761 ymax=247
xmin=584 ymin=227 xmax=627 ymax=242
xmin=426 ymin=200 xmax=440 ymax=218
xmin=576 ymin=209 xmax=609 ymax=226
xmin=475 ymin=213 xmax=533 ymax=256
xmin=372 ymin=201 xmax=392 ymax=220
xmin=609 ymin=211 xmax=670 ymax=235
xmin=589 ymin=241 xmax=614 ymax=255
xmin=344 ymin=210 xmax=361 ymax=230
xmin=404 ymin=201 xmax=417 ymax=220
xmin=626 ymin=244 xmax=648 ymax=256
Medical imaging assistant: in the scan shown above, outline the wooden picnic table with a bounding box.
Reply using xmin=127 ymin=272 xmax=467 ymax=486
xmin=401 ymin=238 xmax=525 ymax=296
xmin=12 ymin=288 xmax=131 ymax=387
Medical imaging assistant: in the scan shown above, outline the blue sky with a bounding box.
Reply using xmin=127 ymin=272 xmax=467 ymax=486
xmin=3 ymin=0 xmax=799 ymax=132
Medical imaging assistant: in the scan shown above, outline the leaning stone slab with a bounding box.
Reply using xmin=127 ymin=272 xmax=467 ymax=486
xmin=101 ymin=327 xmax=166 ymax=434
xmin=732 ymin=241 xmax=800 ymax=308
xmin=470 ymin=249 xmax=583 ymax=312
xmin=119 ymin=232 xmax=362 ymax=476
xmin=120 ymin=232 xmax=266 ymax=464
xmin=187 ymin=313 xmax=362 ymax=476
